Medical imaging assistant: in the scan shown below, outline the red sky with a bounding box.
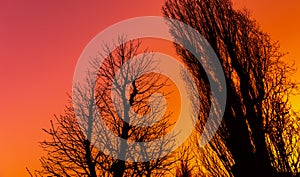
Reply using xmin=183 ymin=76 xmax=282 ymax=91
xmin=0 ymin=0 xmax=299 ymax=176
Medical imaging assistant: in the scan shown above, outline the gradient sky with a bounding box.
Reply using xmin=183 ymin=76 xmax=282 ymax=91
xmin=0 ymin=1 xmax=299 ymax=176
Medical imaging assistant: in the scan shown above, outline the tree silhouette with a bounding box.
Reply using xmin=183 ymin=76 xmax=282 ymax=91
xmin=30 ymin=1 xmax=300 ymax=176
xmin=93 ymin=37 xmax=176 ymax=177
xmin=163 ymin=0 xmax=300 ymax=176
xmin=34 ymin=37 xmax=178 ymax=177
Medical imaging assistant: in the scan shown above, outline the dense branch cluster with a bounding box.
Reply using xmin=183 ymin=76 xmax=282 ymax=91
xmin=163 ymin=0 xmax=300 ymax=176
xmin=31 ymin=0 xmax=300 ymax=176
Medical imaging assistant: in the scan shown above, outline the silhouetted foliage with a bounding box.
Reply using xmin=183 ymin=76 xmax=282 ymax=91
xmin=163 ymin=0 xmax=300 ymax=176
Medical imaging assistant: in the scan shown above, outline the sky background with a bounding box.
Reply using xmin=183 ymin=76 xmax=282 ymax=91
xmin=0 ymin=0 xmax=299 ymax=176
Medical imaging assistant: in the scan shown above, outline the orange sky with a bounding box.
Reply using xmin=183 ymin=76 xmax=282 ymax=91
xmin=0 ymin=1 xmax=299 ymax=176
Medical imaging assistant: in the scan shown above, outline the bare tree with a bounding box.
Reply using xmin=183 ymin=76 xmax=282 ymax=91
xmin=94 ymin=37 xmax=177 ymax=177
xmin=33 ymin=37 xmax=178 ymax=177
xmin=35 ymin=103 xmax=108 ymax=177
xmin=163 ymin=0 xmax=300 ymax=176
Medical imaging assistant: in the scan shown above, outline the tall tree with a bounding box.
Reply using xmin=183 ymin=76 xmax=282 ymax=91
xmin=163 ymin=0 xmax=300 ymax=176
